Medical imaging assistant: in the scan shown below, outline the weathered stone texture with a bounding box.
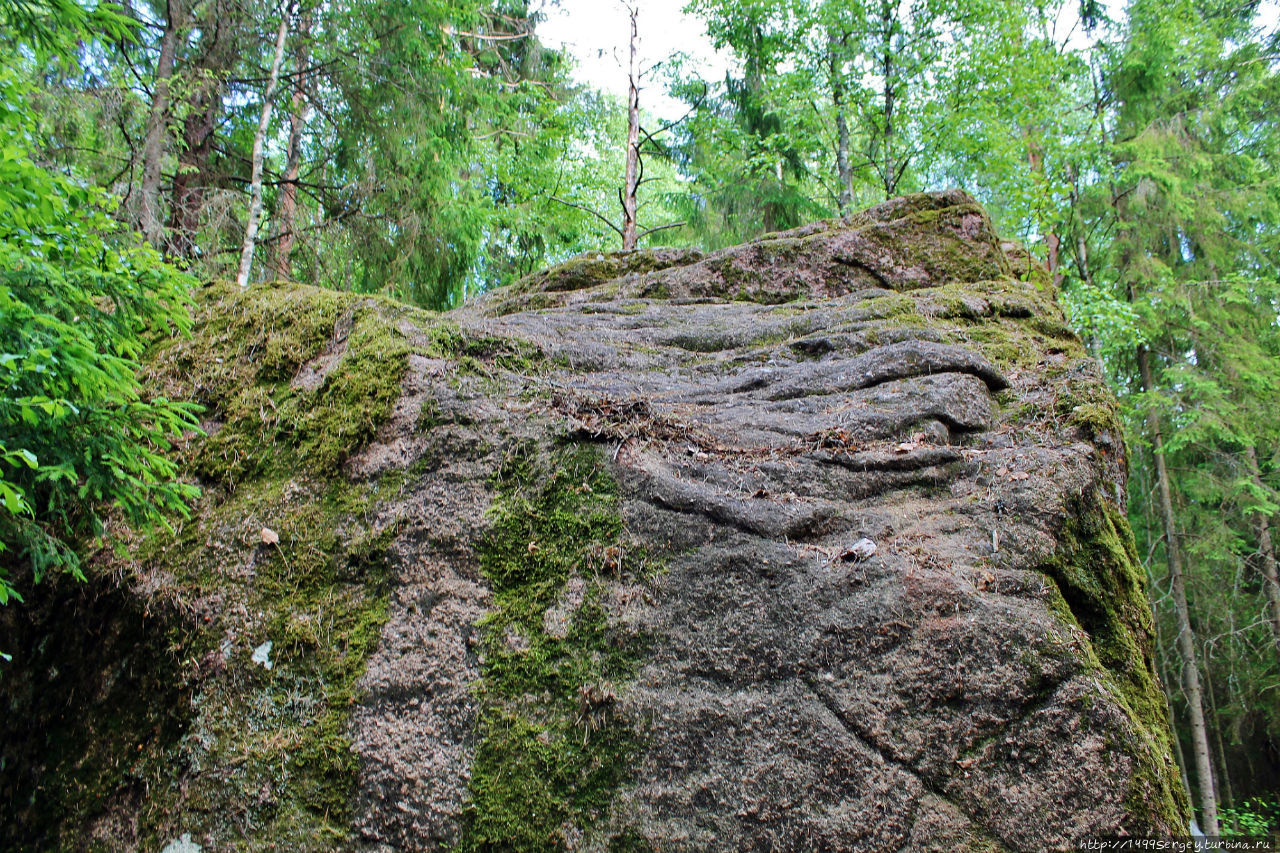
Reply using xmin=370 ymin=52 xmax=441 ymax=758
xmin=382 ymin=190 xmax=1183 ymax=850
xmin=0 ymin=191 xmax=1188 ymax=852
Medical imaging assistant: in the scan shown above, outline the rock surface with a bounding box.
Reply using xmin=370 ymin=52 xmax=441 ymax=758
xmin=0 ymin=191 xmax=1188 ymax=851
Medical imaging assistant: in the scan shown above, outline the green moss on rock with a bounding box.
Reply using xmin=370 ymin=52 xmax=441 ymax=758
xmin=510 ymin=248 xmax=703 ymax=298
xmin=458 ymin=442 xmax=653 ymax=852
xmin=1037 ymin=491 xmax=1190 ymax=831
xmin=149 ymin=281 xmax=416 ymax=486
xmin=5 ymin=280 xmax=520 ymax=851
xmin=123 ymin=278 xmax=429 ymax=848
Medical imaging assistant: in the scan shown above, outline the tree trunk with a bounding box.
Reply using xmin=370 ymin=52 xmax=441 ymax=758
xmin=138 ymin=0 xmax=183 ymax=248
xmin=879 ymin=0 xmax=896 ymax=200
xmin=1145 ymin=468 xmax=1197 ymax=808
xmin=1158 ymin=641 xmax=1195 ymax=808
xmin=1023 ymin=129 xmax=1063 ymax=289
xmin=162 ymin=5 xmax=235 ymax=262
xmin=1137 ymin=345 xmax=1219 ymax=834
xmin=621 ymin=5 xmax=640 ymax=252
xmin=829 ymin=34 xmax=851 ymax=215
xmin=237 ymin=8 xmax=291 ymax=287
xmin=1203 ymin=661 xmax=1234 ymax=809
xmin=166 ymin=79 xmax=220 ymax=261
xmin=1245 ymin=444 xmax=1280 ymax=666
xmin=272 ymin=9 xmax=312 ymax=280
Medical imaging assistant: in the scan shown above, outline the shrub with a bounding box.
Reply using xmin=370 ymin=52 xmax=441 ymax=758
xmin=0 ymin=59 xmax=200 ymax=606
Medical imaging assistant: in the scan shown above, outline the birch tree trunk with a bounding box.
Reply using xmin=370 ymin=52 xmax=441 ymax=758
xmin=139 ymin=0 xmax=183 ymax=248
xmin=621 ymin=5 xmax=640 ymax=252
xmin=1137 ymin=345 xmax=1219 ymax=834
xmin=237 ymin=6 xmax=291 ymax=287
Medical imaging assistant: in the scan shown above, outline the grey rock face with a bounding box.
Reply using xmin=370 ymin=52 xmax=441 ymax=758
xmin=347 ymin=192 xmax=1187 ymax=850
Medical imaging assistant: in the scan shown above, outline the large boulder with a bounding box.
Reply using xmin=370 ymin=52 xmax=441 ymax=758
xmin=0 ymin=191 xmax=1188 ymax=851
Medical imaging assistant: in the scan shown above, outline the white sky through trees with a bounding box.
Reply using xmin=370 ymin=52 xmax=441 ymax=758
xmin=537 ymin=0 xmax=1280 ymax=122
xmin=535 ymin=0 xmax=733 ymax=119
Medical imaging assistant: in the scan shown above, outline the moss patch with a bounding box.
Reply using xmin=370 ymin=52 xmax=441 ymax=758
xmin=458 ymin=442 xmax=653 ymax=852
xmin=0 ymin=280 xmax=536 ymax=851
xmin=148 ymin=281 xmax=418 ymax=486
xmin=120 ymin=281 xmax=438 ymax=848
xmin=141 ymin=471 xmax=399 ymax=851
xmin=510 ymin=248 xmax=702 ymax=297
xmin=1037 ymin=490 xmax=1190 ymax=831
xmin=901 ymin=279 xmax=1086 ymax=370
xmin=1050 ymin=363 xmax=1124 ymax=439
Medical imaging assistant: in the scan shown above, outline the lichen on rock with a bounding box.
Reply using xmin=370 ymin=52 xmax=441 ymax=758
xmin=0 ymin=192 xmax=1189 ymax=851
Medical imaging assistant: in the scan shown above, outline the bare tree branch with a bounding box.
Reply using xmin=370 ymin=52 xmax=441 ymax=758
xmin=552 ymin=196 xmax=624 ymax=238
xmin=638 ymin=220 xmax=685 ymax=239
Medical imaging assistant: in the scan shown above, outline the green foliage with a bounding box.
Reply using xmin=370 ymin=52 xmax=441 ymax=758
xmin=1061 ymin=282 xmax=1145 ymax=363
xmin=0 ymin=0 xmax=136 ymax=53
xmin=0 ymin=63 xmax=199 ymax=603
xmin=1220 ymin=797 xmax=1280 ymax=837
xmin=1070 ymin=0 xmax=1280 ymax=815
xmin=677 ymin=0 xmax=1052 ymax=247
xmin=275 ymin=0 xmax=638 ymax=307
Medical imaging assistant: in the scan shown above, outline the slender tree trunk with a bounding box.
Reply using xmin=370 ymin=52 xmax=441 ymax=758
xmin=1024 ymin=129 xmax=1063 ymax=289
xmin=1203 ymin=662 xmax=1234 ymax=809
xmin=237 ymin=7 xmax=291 ymax=287
xmin=879 ymin=0 xmax=896 ymax=200
xmin=829 ymin=35 xmax=851 ymax=215
xmin=1158 ymin=643 xmax=1195 ymax=807
xmin=1137 ymin=344 xmax=1219 ymax=834
xmin=1145 ymin=464 xmax=1197 ymax=809
xmin=139 ymin=0 xmax=183 ymax=248
xmin=621 ymin=5 xmax=640 ymax=252
xmin=1244 ymin=444 xmax=1280 ymax=666
xmin=272 ymin=9 xmax=311 ymax=280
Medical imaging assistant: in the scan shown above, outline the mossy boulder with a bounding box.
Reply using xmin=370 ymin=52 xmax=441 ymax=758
xmin=0 ymin=193 xmax=1188 ymax=851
